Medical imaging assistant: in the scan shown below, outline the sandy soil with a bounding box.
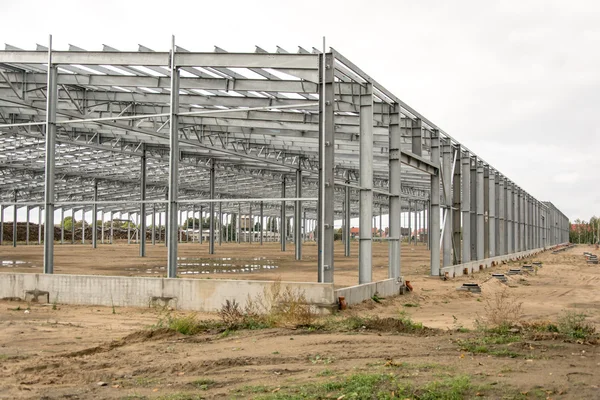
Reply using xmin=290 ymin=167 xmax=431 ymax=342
xmin=0 ymin=245 xmax=599 ymax=399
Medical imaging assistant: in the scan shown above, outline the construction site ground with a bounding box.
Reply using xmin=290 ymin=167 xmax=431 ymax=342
xmin=1 ymin=244 xmax=599 ymax=399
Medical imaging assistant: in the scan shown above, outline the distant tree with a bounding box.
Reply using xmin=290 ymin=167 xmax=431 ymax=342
xmin=63 ymin=216 xmax=75 ymax=231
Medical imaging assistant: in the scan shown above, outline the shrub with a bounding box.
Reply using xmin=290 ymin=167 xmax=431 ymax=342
xmin=477 ymin=288 xmax=523 ymax=330
xmin=557 ymin=311 xmax=596 ymax=340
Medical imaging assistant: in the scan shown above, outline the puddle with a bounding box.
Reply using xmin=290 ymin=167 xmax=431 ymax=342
xmin=176 ymin=256 xmax=279 ymax=275
xmin=0 ymin=260 xmax=35 ymax=268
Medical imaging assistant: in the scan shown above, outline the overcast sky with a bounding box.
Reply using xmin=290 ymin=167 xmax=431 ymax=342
xmin=1 ymin=0 xmax=598 ymax=222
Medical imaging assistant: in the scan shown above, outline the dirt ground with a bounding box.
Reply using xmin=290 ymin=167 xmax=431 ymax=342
xmin=1 ymin=245 xmax=599 ymax=399
xmin=0 ymin=240 xmax=432 ymax=288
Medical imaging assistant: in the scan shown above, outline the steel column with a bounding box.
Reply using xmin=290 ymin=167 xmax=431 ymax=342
xmin=317 ymin=52 xmax=335 ymax=283
xmin=507 ymin=183 xmax=513 ymax=253
xmin=452 ymin=147 xmax=461 ymax=264
xmin=344 ymin=183 xmax=351 ymax=257
xmin=139 ymin=145 xmax=147 ymax=256
xmin=43 ymin=38 xmax=57 ymax=273
xmin=476 ymin=163 xmax=484 ymax=260
xmin=430 ymin=130 xmax=441 ymax=276
xmin=442 ymin=141 xmax=452 ymax=268
xmin=260 ymin=201 xmax=264 ymax=245
xmin=358 ymin=83 xmax=373 ymax=284
xmin=281 ymin=177 xmax=286 ymax=251
xmin=13 ymin=194 xmax=17 ymax=247
xmin=498 ymin=177 xmax=505 ymax=255
xmin=26 ymin=207 xmax=30 ymax=245
xmin=461 ymin=153 xmax=471 ymax=263
xmin=209 ymin=159 xmax=215 ymax=254
xmin=219 ymin=201 xmax=222 ymax=246
xmin=470 ymin=157 xmax=478 ymax=261
xmin=0 ymin=206 xmax=3 ymax=246
xmin=408 ymin=200 xmax=412 ymax=245
xmin=38 ymin=207 xmax=42 ymax=245
xmin=295 ymin=167 xmax=302 ymax=260
xmin=167 ymin=38 xmax=180 ymax=278
xmin=237 ymin=204 xmax=241 ymax=244
xmin=92 ymin=180 xmax=98 ymax=248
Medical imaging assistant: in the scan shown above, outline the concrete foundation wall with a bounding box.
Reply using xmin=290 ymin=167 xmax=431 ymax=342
xmin=441 ymin=244 xmax=565 ymax=278
xmin=0 ymin=273 xmax=336 ymax=313
xmin=334 ymin=278 xmax=402 ymax=306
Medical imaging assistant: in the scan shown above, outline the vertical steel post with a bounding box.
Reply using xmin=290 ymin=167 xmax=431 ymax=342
xmin=498 ymin=177 xmax=505 ymax=255
xmin=470 ymin=157 xmax=478 ymax=260
xmin=260 ymin=201 xmax=264 ymax=245
xmin=12 ymin=192 xmax=17 ymax=247
xmin=389 ymin=103 xmax=401 ymax=278
xmin=452 ymin=147 xmax=461 ymax=264
xmin=26 ymin=206 xmax=30 ymax=245
xmin=72 ymin=208 xmax=75 ymax=244
xmin=281 ymin=177 xmax=286 ymax=251
xmin=167 ymin=36 xmax=180 ymax=278
xmin=101 ymin=210 xmax=105 ymax=244
xmin=140 ymin=144 xmax=147 ymax=256
xmin=492 ymin=172 xmax=499 ymax=256
xmin=408 ymin=200 xmax=412 ymax=245
xmin=484 ymin=168 xmax=490 ymax=257
xmin=237 ymin=204 xmax=241 ymax=244
xmin=38 ymin=206 xmax=42 ymax=245
xmin=249 ymin=205 xmax=253 ymax=244
xmin=461 ymin=153 xmax=471 ymax=263
xmin=43 ymin=36 xmax=57 ymax=273
xmin=60 ymin=208 xmax=65 ymax=244
xmin=317 ymin=51 xmax=335 ymax=283
xmin=82 ymin=208 xmax=86 ymax=245
xmin=476 ymin=162 xmax=484 ymax=260
xmin=199 ymin=206 xmax=203 ymax=244
xmin=92 ymin=180 xmax=98 ymax=249
xmin=442 ymin=141 xmax=452 ymax=268
xmin=344 ymin=182 xmax=351 ymax=257
xmin=507 ymin=183 xmax=513 ymax=253
xmin=152 ymin=204 xmax=156 ymax=245
xmin=295 ymin=167 xmax=302 ymax=260
xmin=209 ymin=159 xmax=215 ymax=254
xmin=358 ymin=83 xmax=373 ymax=284
xmin=110 ymin=211 xmax=114 ymax=244
xmin=0 ymin=205 xmax=3 ymax=246
xmin=514 ymin=187 xmax=519 ymax=252
xmin=430 ymin=130 xmax=441 ymax=276
xmin=219 ymin=201 xmax=222 ymax=246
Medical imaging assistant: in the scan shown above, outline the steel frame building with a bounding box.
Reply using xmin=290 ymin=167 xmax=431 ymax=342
xmin=0 ymin=37 xmax=569 ymax=284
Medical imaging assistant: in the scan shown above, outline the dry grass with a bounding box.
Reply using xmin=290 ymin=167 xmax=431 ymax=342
xmin=477 ymin=288 xmax=523 ymax=330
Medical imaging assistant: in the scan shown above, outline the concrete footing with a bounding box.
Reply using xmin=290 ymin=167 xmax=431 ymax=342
xmin=441 ymin=244 xmax=566 ymax=278
xmin=0 ymin=273 xmax=336 ymax=314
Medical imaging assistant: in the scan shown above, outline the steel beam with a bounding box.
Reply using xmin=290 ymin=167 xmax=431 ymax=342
xmin=430 ymin=130 xmax=441 ymax=276
xmin=358 ymin=83 xmax=373 ymax=284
